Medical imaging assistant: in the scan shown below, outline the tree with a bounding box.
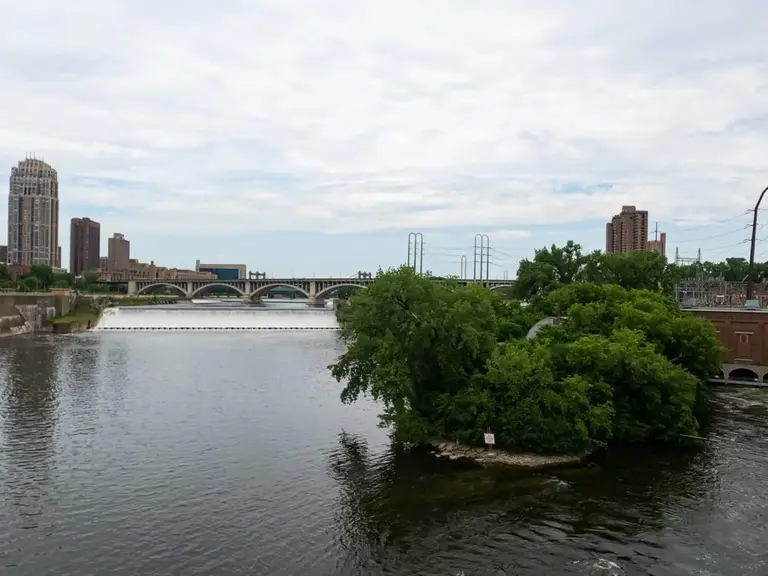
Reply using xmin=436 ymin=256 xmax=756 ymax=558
xmin=330 ymin=266 xmax=501 ymax=442
xmin=513 ymin=241 xmax=585 ymax=301
xmin=581 ymin=250 xmax=681 ymax=294
xmin=330 ymin=265 xmax=723 ymax=455
xmin=26 ymin=265 xmax=54 ymax=289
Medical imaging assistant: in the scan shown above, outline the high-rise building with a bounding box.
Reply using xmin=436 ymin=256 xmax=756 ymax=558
xmin=7 ymin=157 xmax=60 ymax=266
xmin=99 ymin=256 xmax=108 ymax=270
xmin=70 ymin=217 xmax=101 ymax=275
xmin=107 ymin=233 xmax=130 ymax=271
xmin=605 ymin=205 xmax=649 ymax=254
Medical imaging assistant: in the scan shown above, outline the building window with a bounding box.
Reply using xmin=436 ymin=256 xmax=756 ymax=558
xmin=739 ymin=334 xmax=750 ymax=344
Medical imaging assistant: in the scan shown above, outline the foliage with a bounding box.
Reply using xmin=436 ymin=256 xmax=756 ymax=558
xmin=330 ymin=258 xmax=723 ymax=455
xmin=513 ymin=241 xmax=585 ymax=300
xmin=514 ymin=243 xmax=684 ymax=301
xmin=331 ymin=267 xmax=501 ymax=442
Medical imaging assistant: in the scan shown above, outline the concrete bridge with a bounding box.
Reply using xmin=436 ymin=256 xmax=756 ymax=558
xmin=112 ymin=277 xmax=515 ymax=307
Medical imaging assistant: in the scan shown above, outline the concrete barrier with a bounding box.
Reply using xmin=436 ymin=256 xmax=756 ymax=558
xmin=0 ymin=293 xmax=71 ymax=337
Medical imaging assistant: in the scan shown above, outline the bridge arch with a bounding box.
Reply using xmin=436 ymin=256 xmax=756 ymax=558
xmin=315 ymin=283 xmax=367 ymax=300
xmin=190 ymin=283 xmax=245 ymax=298
xmin=729 ymin=367 xmax=759 ymax=382
xmin=249 ymin=283 xmax=311 ymax=300
xmin=489 ymin=284 xmax=515 ymax=292
xmin=136 ymin=283 xmax=187 ymax=296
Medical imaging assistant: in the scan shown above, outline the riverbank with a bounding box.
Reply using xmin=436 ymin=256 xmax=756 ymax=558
xmin=51 ymin=309 xmax=100 ymax=333
xmin=428 ymin=440 xmax=588 ymax=470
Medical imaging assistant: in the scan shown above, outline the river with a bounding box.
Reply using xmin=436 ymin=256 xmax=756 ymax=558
xmin=0 ymin=304 xmax=766 ymax=575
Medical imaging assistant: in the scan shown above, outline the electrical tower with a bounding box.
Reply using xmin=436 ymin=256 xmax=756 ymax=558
xmin=473 ymin=234 xmax=490 ymax=282
xmin=407 ymin=232 xmax=424 ymax=275
xmin=675 ymin=247 xmax=703 ymax=306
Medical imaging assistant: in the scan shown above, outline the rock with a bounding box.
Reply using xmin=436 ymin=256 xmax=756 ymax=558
xmin=427 ymin=440 xmax=587 ymax=470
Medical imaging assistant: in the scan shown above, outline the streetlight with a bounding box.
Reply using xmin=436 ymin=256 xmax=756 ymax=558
xmin=746 ymin=185 xmax=768 ymax=301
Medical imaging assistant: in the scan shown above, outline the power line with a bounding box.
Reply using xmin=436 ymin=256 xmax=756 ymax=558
xmin=665 ymin=210 xmax=750 ymax=234
xmin=674 ymin=224 xmax=750 ymax=244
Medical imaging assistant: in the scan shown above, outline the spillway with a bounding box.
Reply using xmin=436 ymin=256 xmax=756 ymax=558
xmin=93 ymin=306 xmax=340 ymax=331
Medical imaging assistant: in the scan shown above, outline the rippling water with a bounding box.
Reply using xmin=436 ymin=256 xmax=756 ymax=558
xmin=1 ymin=316 xmax=767 ymax=575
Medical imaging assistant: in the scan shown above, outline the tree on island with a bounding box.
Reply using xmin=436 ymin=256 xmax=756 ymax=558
xmin=330 ymin=245 xmax=724 ymax=455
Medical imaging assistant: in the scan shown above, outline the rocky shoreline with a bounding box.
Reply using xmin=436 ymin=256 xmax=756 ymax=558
xmin=428 ymin=440 xmax=588 ymax=470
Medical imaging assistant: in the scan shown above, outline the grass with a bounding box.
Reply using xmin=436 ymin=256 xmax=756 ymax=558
xmin=52 ymin=309 xmax=100 ymax=325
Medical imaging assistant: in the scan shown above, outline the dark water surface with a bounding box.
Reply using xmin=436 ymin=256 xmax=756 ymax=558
xmin=1 ymin=329 xmax=767 ymax=575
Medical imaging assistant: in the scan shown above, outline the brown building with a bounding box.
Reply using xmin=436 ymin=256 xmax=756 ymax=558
xmin=648 ymin=232 xmax=667 ymax=258
xmin=70 ymin=217 xmax=101 ymax=275
xmin=605 ymin=205 xmax=649 ymax=254
xmin=99 ymin=259 xmax=216 ymax=281
xmin=690 ymin=307 xmax=768 ymax=383
xmin=7 ymin=157 xmax=60 ymax=267
xmin=107 ymin=233 xmax=130 ymax=271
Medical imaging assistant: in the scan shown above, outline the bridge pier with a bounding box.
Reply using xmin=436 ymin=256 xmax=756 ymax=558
xmin=307 ymin=296 xmax=327 ymax=308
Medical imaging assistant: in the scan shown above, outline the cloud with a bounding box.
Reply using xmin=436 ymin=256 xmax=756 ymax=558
xmin=486 ymin=230 xmax=532 ymax=240
xmin=0 ymin=0 xmax=767 ymax=274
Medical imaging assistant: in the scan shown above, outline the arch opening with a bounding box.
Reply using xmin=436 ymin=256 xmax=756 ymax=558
xmin=729 ymin=367 xmax=759 ymax=382
xmin=315 ymin=284 xmax=366 ymax=300
xmin=190 ymin=283 xmax=245 ymax=298
xmin=136 ymin=283 xmax=187 ymax=297
xmin=250 ymin=283 xmax=310 ymax=300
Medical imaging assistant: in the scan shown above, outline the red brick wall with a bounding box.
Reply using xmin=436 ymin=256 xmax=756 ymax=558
xmin=689 ymin=309 xmax=768 ymax=365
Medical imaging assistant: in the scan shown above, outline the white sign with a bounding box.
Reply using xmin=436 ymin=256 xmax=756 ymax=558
xmin=484 ymin=433 xmax=495 ymax=445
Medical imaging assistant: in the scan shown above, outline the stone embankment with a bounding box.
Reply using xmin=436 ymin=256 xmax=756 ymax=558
xmin=429 ymin=440 xmax=587 ymax=470
xmin=0 ymin=293 xmax=69 ymax=337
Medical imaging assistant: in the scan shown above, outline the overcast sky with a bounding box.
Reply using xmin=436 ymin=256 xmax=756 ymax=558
xmin=1 ymin=1 xmax=766 ymax=277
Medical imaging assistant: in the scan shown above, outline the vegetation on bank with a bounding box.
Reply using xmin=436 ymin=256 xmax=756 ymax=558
xmin=0 ymin=265 xmax=109 ymax=293
xmin=51 ymin=309 xmax=100 ymax=325
xmin=329 ymin=245 xmax=724 ymax=455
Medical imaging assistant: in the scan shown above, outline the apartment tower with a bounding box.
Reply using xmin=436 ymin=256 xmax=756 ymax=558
xmin=107 ymin=233 xmax=130 ymax=271
xmin=7 ymin=157 xmax=60 ymax=266
xmin=605 ymin=205 xmax=649 ymax=254
xmin=70 ymin=217 xmax=101 ymax=275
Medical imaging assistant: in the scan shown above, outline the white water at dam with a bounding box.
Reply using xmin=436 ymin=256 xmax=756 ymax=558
xmin=93 ymin=305 xmax=340 ymax=331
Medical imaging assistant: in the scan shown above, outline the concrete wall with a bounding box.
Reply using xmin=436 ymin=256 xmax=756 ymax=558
xmin=0 ymin=293 xmax=71 ymax=337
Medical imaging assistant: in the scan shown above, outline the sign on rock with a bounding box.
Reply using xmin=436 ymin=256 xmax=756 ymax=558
xmin=484 ymin=433 xmax=495 ymax=446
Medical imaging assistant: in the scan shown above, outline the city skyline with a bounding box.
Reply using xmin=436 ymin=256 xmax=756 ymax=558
xmin=1 ymin=2 xmax=767 ymax=276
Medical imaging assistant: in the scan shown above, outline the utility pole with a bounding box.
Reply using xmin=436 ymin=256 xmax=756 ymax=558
xmin=407 ymin=232 xmax=423 ymax=275
xmin=460 ymin=255 xmax=467 ymax=279
xmin=473 ymin=234 xmax=489 ymax=282
xmin=747 ymin=185 xmax=768 ymax=301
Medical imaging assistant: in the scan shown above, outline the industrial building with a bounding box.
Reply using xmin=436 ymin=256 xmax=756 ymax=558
xmin=195 ymin=260 xmax=247 ymax=280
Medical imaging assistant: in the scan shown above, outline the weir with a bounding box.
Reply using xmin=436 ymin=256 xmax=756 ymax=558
xmin=93 ymin=306 xmax=340 ymax=331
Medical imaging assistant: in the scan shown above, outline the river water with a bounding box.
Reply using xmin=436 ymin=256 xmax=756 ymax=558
xmin=0 ymin=305 xmax=766 ymax=575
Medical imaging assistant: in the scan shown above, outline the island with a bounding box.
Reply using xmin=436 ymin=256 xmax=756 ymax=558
xmin=329 ymin=242 xmax=724 ymax=467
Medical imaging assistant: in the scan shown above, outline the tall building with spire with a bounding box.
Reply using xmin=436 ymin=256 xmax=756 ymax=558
xmin=7 ymin=157 xmax=60 ymax=267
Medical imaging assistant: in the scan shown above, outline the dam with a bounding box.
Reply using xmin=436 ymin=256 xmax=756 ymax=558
xmin=93 ymin=302 xmax=340 ymax=331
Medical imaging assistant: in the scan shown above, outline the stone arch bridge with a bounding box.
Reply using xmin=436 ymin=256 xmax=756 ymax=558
xmin=117 ymin=277 xmax=515 ymax=306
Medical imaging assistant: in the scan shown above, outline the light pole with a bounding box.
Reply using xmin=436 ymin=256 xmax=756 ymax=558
xmin=746 ymin=185 xmax=768 ymax=301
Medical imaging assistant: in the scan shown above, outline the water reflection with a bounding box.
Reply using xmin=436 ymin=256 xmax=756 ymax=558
xmin=327 ymin=430 xmax=730 ymax=575
xmin=0 ymin=336 xmax=59 ymax=530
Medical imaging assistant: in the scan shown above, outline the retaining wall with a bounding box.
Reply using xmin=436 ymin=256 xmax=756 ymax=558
xmin=0 ymin=294 xmax=71 ymax=337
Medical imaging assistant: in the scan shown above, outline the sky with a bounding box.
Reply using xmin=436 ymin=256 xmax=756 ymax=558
xmin=1 ymin=0 xmax=767 ymax=278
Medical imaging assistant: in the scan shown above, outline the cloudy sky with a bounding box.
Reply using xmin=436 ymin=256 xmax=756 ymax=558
xmin=1 ymin=0 xmax=766 ymax=277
